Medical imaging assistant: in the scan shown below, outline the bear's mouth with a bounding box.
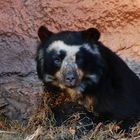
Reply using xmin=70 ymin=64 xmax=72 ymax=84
xmin=64 ymin=83 xmax=79 ymax=88
xmin=45 ymin=74 xmax=85 ymax=94
xmin=44 ymin=74 xmax=78 ymax=87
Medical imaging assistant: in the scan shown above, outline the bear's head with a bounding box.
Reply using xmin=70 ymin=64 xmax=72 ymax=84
xmin=36 ymin=26 xmax=106 ymax=93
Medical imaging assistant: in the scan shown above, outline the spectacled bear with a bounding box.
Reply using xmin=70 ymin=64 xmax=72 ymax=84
xmin=36 ymin=26 xmax=140 ymax=121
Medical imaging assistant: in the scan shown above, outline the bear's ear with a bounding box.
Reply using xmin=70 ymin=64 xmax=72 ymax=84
xmin=38 ymin=26 xmax=53 ymax=42
xmin=82 ymin=28 xmax=100 ymax=42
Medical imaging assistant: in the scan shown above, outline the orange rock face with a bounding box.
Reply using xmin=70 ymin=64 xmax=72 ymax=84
xmin=0 ymin=0 xmax=140 ymax=120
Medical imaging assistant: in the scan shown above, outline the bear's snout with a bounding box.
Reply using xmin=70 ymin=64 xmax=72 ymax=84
xmin=62 ymin=64 xmax=78 ymax=87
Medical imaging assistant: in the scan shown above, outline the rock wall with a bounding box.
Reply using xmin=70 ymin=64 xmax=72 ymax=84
xmin=0 ymin=0 xmax=140 ymax=121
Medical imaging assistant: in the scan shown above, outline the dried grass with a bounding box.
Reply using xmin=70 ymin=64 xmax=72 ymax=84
xmin=0 ymin=92 xmax=140 ymax=140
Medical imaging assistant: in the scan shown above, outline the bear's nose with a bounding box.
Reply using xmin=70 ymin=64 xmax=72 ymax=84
xmin=64 ymin=71 xmax=77 ymax=87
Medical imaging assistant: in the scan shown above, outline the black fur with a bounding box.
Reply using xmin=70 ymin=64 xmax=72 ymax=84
xmin=82 ymin=42 xmax=140 ymax=120
xmin=36 ymin=26 xmax=140 ymax=122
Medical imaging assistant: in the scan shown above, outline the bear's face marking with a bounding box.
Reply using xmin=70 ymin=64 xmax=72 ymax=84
xmin=43 ymin=40 xmax=102 ymax=89
xmin=47 ymin=40 xmax=85 ymax=87
xmin=37 ymin=26 xmax=104 ymax=93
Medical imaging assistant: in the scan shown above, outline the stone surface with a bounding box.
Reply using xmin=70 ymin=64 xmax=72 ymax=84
xmin=0 ymin=0 xmax=140 ymax=120
xmin=0 ymin=82 xmax=42 ymax=122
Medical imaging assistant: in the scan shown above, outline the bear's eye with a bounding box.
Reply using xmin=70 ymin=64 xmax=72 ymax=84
xmin=76 ymin=54 xmax=84 ymax=66
xmin=53 ymin=56 xmax=62 ymax=66
xmin=76 ymin=57 xmax=84 ymax=65
xmin=52 ymin=50 xmax=66 ymax=67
